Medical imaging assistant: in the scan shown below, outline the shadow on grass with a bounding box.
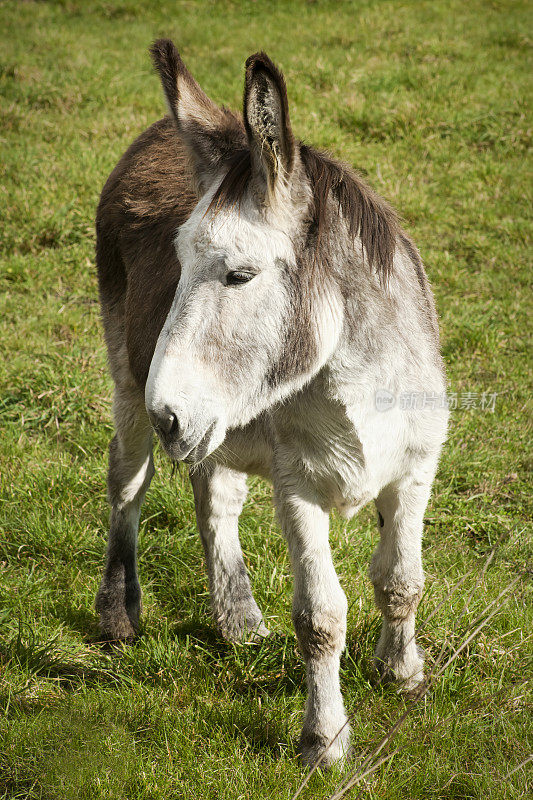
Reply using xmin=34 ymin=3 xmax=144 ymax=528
xmin=184 ymin=628 xmax=307 ymax=698
xmin=171 ymin=618 xmax=227 ymax=650
xmin=205 ymin=702 xmax=293 ymax=759
xmin=54 ymin=601 xmax=101 ymax=643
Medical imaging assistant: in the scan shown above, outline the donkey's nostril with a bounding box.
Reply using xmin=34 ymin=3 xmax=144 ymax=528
xmin=150 ymin=407 xmax=180 ymax=439
xmin=168 ymin=413 xmax=179 ymax=437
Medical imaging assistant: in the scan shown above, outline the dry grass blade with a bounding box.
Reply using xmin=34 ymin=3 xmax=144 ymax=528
xmin=427 ymin=573 xmax=522 ymax=681
xmin=291 ymin=571 xmax=474 ymax=800
xmin=504 ymin=753 xmax=533 ymax=780
xmin=327 ymin=749 xmax=399 ymax=800
xmin=427 ymin=531 xmax=505 ymax=672
xmin=324 ymin=576 xmax=522 ymax=800
xmin=329 ymin=676 xmax=530 ymax=800
xmin=428 ymin=578 xmax=520 ymax=684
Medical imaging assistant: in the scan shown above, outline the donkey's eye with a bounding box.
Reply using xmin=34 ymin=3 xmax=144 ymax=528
xmin=225 ymin=270 xmax=255 ymax=286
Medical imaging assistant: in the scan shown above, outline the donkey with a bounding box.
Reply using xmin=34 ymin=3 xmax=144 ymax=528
xmin=95 ymin=40 xmax=448 ymax=766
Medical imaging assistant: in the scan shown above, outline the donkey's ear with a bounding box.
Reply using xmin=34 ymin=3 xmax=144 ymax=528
xmin=244 ymin=53 xmax=295 ymax=201
xmin=150 ymin=39 xmax=243 ymax=193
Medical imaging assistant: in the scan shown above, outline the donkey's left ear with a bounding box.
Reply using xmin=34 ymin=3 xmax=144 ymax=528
xmin=150 ymin=39 xmax=244 ymax=193
xmin=244 ymin=53 xmax=296 ymax=201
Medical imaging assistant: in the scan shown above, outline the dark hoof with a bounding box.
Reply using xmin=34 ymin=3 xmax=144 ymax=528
xmin=95 ymin=582 xmax=141 ymax=642
xmin=217 ymin=599 xmax=269 ymax=644
xmin=298 ymin=726 xmax=351 ymax=770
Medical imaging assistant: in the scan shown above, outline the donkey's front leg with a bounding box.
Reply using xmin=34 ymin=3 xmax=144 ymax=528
xmin=190 ymin=464 xmax=268 ymax=642
xmin=96 ymin=388 xmax=154 ymax=640
xmin=370 ymin=473 xmax=433 ymax=690
xmin=276 ymin=486 xmax=350 ymax=767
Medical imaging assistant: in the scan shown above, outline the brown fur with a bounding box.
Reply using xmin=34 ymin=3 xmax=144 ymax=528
xmin=209 ymin=144 xmax=401 ymax=287
xmin=96 ymin=117 xmax=195 ymax=386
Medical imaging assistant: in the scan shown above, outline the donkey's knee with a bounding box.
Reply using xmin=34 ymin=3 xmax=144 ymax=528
xmin=371 ymin=575 xmax=424 ymax=622
xmin=369 ymin=522 xmax=425 ymax=623
xmin=369 ymin=562 xmax=425 ymax=689
xmin=292 ymin=601 xmax=347 ymax=662
xmin=292 ymin=596 xmax=350 ymax=767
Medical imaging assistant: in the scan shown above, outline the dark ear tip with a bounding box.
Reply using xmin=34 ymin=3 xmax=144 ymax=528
xmin=150 ymin=38 xmax=175 ymax=62
xmin=149 ymin=38 xmax=184 ymax=75
xmin=245 ymin=51 xmax=282 ymax=81
xmin=245 ymin=51 xmax=270 ymax=69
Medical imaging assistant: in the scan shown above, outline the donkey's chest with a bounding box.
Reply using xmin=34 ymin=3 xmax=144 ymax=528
xmin=272 ymin=394 xmax=393 ymax=517
xmin=294 ymin=434 xmax=375 ymax=518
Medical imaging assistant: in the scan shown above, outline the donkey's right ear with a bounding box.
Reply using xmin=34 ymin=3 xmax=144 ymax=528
xmin=244 ymin=52 xmax=295 ymax=204
xmin=150 ymin=40 xmax=243 ymax=193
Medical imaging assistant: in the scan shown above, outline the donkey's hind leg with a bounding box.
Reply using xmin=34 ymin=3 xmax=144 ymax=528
xmin=96 ymin=382 xmax=154 ymax=640
xmin=369 ymin=467 xmax=436 ymax=689
xmin=190 ymin=464 xmax=268 ymax=642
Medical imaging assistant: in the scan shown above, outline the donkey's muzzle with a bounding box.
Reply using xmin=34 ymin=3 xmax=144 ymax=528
xmin=146 ymin=404 xmax=222 ymax=464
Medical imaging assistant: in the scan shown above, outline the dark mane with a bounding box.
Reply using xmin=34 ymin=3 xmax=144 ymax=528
xmin=209 ymin=143 xmax=400 ymax=285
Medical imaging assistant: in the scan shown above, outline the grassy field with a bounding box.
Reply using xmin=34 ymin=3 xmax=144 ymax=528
xmin=0 ymin=0 xmax=531 ymax=797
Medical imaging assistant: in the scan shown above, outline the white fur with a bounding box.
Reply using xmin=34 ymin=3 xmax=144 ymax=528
xmin=145 ymin=181 xmax=336 ymax=443
xmin=142 ymin=183 xmax=449 ymax=766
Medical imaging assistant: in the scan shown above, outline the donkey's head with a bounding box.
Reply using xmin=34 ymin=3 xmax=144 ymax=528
xmin=145 ymin=41 xmax=347 ymax=463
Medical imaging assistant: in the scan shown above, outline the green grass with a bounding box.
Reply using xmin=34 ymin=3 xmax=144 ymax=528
xmin=0 ymin=0 xmax=531 ymax=797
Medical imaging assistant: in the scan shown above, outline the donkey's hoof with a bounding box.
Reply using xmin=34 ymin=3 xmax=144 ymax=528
xmin=97 ymin=608 xmax=139 ymax=641
xmin=217 ymin=599 xmax=269 ymax=644
xmin=373 ymin=648 xmax=424 ymax=692
xmin=96 ymin=586 xmax=140 ymax=642
xmin=100 ymin=618 xmax=137 ymax=642
xmin=298 ymin=725 xmax=351 ymax=770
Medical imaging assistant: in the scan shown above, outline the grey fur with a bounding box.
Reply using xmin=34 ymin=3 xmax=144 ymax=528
xmin=95 ymin=41 xmax=448 ymax=768
xmin=191 ymin=464 xmax=268 ymax=641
